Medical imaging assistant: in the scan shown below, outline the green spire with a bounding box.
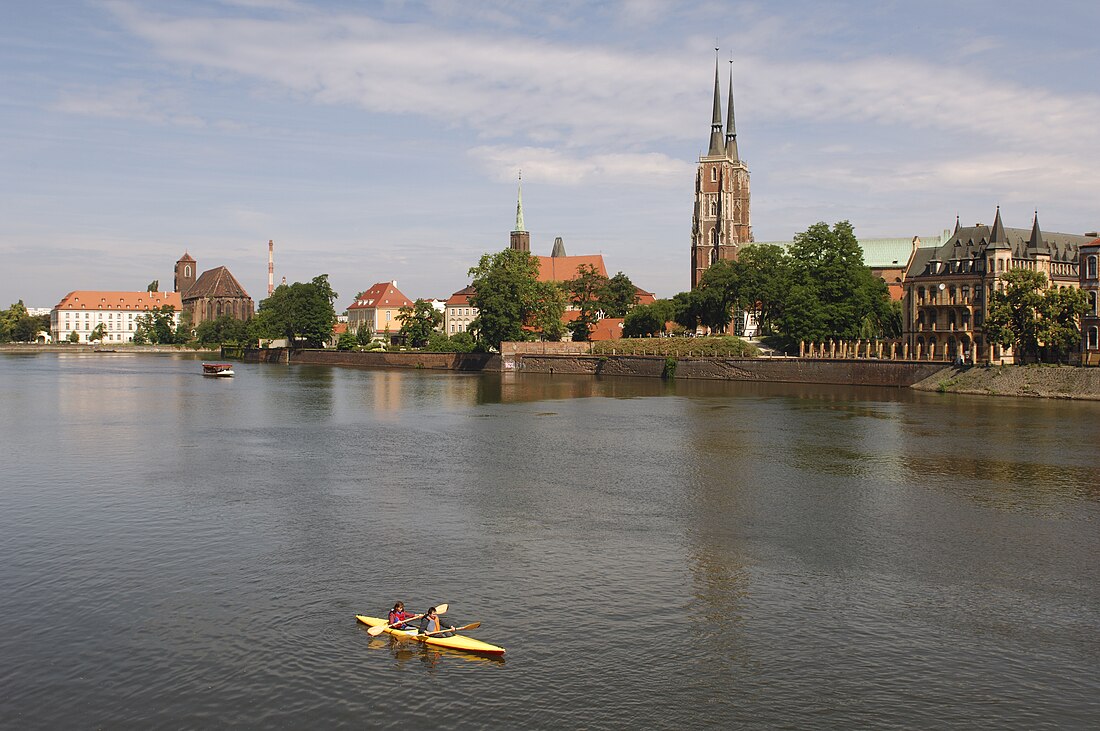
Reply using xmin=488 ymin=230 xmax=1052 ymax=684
xmin=514 ymin=171 xmax=526 ymax=232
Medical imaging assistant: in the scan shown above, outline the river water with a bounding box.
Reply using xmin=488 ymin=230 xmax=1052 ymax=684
xmin=1 ymin=352 xmax=1098 ymax=729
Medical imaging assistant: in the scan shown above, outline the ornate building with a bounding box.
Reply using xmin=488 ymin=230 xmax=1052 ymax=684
xmin=691 ymin=54 xmax=752 ymax=288
xmin=902 ymin=208 xmax=1091 ymax=363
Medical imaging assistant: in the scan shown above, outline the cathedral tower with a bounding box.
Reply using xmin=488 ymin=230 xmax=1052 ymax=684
xmin=691 ymin=53 xmax=752 ymax=288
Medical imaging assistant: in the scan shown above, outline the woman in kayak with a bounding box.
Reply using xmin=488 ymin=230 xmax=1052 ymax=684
xmin=418 ymin=606 xmax=455 ymax=637
xmin=388 ymin=601 xmax=414 ymax=629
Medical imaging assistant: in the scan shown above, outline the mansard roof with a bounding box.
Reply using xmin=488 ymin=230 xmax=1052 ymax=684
xmin=53 ymin=290 xmax=182 ymax=311
xmin=906 ymin=215 xmax=1092 ymax=278
xmin=183 ymin=266 xmax=252 ymax=302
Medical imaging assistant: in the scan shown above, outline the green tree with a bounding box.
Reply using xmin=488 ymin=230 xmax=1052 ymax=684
xmin=566 ymin=264 xmax=609 ymax=341
xmin=147 ymin=280 xmax=159 ymax=292
xmin=88 ymin=323 xmax=106 ymax=343
xmin=778 ymin=221 xmax=892 ymax=342
xmin=0 ymin=300 xmax=29 ymax=342
xmin=985 ymin=269 xmax=1087 ymax=362
xmin=468 ymin=249 xmax=545 ymax=350
xmin=336 ymin=330 xmax=358 ymax=350
xmin=623 ymin=299 xmax=674 ymax=337
xmin=737 ymin=244 xmax=792 ymax=334
xmin=672 ymin=286 xmax=733 ymax=333
xmin=425 ymin=331 xmax=477 ymax=353
xmin=67 ymin=330 xmax=81 ymax=343
xmin=398 ymin=299 xmax=444 ymax=347
xmin=532 ymin=281 xmax=568 ymax=342
xmin=133 ymin=305 xmax=183 ymax=345
xmin=254 ymin=275 xmax=338 ymax=348
xmin=600 ymin=272 xmax=639 ymax=318
xmin=195 ymin=315 xmax=250 ymax=345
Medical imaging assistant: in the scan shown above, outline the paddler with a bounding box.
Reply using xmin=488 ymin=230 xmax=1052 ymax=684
xmin=418 ymin=606 xmax=455 ymax=637
xmin=387 ymin=601 xmax=414 ymax=629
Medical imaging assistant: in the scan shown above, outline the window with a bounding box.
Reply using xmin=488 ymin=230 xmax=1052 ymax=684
xmin=1089 ymin=255 xmax=1098 ymax=279
xmin=185 ymin=265 xmax=192 ymax=277
xmin=1090 ymin=326 xmax=1099 ymax=350
xmin=710 ymin=167 xmax=717 ymax=182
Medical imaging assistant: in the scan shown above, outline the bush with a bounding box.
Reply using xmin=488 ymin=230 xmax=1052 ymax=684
xmin=592 ymin=335 xmax=759 ymax=358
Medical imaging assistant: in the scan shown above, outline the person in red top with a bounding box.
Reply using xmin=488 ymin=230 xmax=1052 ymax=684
xmin=387 ymin=601 xmax=414 ymax=629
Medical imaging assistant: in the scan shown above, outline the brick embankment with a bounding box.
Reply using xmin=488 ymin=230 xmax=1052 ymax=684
xmin=514 ymin=354 xmax=947 ymax=387
xmin=0 ymin=344 xmax=216 ymax=354
xmin=240 ymin=348 xmax=500 ymax=371
xmin=911 ymin=364 xmax=1100 ymax=400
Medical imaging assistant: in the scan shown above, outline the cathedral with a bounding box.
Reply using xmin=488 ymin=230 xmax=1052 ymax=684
xmin=691 ymin=53 xmax=752 ymax=289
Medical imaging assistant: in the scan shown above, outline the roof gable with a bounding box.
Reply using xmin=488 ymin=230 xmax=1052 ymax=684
xmin=347 ymin=281 xmax=413 ymax=310
xmin=183 ymin=266 xmax=252 ymax=301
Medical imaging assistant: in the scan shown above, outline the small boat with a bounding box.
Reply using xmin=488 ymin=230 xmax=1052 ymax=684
xmin=355 ymin=615 xmax=505 ymax=656
xmin=202 ymin=362 xmax=235 ymax=377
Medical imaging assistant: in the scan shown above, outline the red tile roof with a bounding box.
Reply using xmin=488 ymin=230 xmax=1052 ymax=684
xmin=445 ymin=285 xmax=476 ymax=306
xmin=536 ymin=255 xmax=607 ymax=282
xmin=347 ymin=281 xmax=413 ymax=310
xmin=53 ymin=291 xmax=182 ymax=311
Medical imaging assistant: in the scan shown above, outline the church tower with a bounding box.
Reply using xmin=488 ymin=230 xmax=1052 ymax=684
xmin=691 ymin=53 xmax=752 ymax=288
xmin=509 ymin=172 xmax=531 ymax=252
xmin=175 ymin=252 xmax=196 ymax=295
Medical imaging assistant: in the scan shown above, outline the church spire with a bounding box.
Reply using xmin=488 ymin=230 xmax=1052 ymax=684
xmin=725 ymin=58 xmax=739 ymax=161
xmin=988 ymin=206 xmax=1009 ymax=250
xmin=708 ymin=49 xmax=724 ymax=156
xmin=1028 ymin=210 xmax=1043 ymax=251
xmin=514 ymin=171 xmax=526 ymax=232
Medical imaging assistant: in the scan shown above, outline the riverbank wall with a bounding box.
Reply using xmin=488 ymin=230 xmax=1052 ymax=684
xmin=239 ymin=347 xmax=500 ymax=371
xmin=0 ymin=344 xmax=216 ymax=354
xmin=912 ymin=363 xmax=1100 ymax=400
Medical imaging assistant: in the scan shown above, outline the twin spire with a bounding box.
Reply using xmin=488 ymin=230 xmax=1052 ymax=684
xmin=708 ymin=49 xmax=740 ymax=160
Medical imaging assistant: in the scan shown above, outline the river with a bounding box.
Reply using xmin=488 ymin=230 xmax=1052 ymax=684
xmin=1 ymin=352 xmax=1098 ymax=729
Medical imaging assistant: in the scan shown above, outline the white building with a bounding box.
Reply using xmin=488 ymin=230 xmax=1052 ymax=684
xmin=51 ymin=291 xmax=182 ymax=343
xmin=443 ymin=286 xmax=476 ymax=335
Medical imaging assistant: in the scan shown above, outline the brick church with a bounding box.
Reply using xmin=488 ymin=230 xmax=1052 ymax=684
xmin=691 ymin=53 xmax=753 ymax=288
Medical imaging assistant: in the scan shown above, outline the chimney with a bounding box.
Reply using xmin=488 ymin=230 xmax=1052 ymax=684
xmin=267 ymin=240 xmax=275 ymax=296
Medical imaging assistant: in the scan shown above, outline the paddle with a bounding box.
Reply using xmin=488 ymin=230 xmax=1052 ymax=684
xmin=367 ymin=603 xmax=449 ymax=636
xmin=422 ymin=621 xmax=480 ymax=637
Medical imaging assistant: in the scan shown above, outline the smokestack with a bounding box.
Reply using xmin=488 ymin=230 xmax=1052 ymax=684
xmin=268 ymin=240 xmax=274 ymax=296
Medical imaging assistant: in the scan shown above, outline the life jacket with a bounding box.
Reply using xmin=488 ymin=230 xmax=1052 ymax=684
xmin=388 ymin=610 xmax=411 ymax=627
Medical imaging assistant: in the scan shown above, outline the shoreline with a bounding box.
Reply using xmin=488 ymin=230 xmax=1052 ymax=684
xmin=8 ymin=344 xmax=1100 ymax=401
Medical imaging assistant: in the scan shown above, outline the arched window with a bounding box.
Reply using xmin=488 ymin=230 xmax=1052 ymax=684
xmin=1089 ymin=255 xmax=1098 ymax=279
xmin=1089 ymin=326 xmax=1099 ymax=350
xmin=184 ymin=265 xmax=192 ymax=277
xmin=712 ymin=227 xmax=720 ymax=246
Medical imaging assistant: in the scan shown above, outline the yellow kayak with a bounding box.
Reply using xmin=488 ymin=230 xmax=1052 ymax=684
xmin=356 ymin=615 xmax=506 ymax=656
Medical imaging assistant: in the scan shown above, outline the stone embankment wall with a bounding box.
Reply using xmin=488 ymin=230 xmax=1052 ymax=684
xmin=239 ymin=348 xmax=500 ymax=371
xmin=0 ymin=344 xmax=216 ymax=354
xmin=511 ymin=354 xmax=948 ymax=387
xmin=912 ymin=364 xmax=1100 ymax=400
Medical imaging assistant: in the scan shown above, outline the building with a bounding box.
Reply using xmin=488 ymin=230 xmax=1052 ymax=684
xmin=902 ymin=208 xmax=1092 ymax=363
xmin=174 ymin=253 xmax=254 ymax=328
xmin=1081 ymin=238 xmax=1100 ymax=364
xmin=691 ymin=53 xmax=752 ymax=289
xmin=346 ymin=281 xmax=413 ymax=342
xmin=444 ymin=285 xmax=477 ymax=335
xmin=50 ymin=291 xmax=182 ymax=343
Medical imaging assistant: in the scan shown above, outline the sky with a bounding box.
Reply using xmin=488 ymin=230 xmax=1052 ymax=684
xmin=2 ymin=0 xmax=1098 ymax=309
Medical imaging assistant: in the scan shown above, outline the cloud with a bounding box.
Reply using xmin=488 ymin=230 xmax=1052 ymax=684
xmin=53 ymin=83 xmax=206 ymax=128
xmin=469 ymin=145 xmax=692 ymax=185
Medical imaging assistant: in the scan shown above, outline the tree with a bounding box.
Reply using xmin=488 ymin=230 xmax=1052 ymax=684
xmin=147 ymin=280 xmax=159 ymax=292
xmin=253 ymin=274 xmax=337 ymax=348
xmin=355 ymin=323 xmax=374 ymax=346
xmin=985 ymin=269 xmax=1087 ymax=362
xmin=531 ymin=281 xmax=568 ymax=341
xmin=133 ymin=305 xmax=184 ymax=345
xmin=336 ymin=330 xmax=358 ymax=350
xmin=88 ymin=323 xmax=106 ymax=343
xmin=426 ymin=331 xmax=477 ymax=353
xmin=777 ymin=221 xmax=892 ymax=342
xmin=0 ymin=300 xmax=29 ymax=343
xmin=195 ymin=315 xmax=250 ymax=345
xmin=623 ymin=299 xmax=674 ymax=337
xmin=566 ymin=264 xmax=608 ymax=341
xmin=67 ymin=330 xmax=80 ymax=343
xmin=601 ymin=272 xmax=639 ymax=318
xmin=736 ymin=244 xmax=792 ymax=334
xmin=398 ymin=299 xmax=444 ymax=347
xmin=468 ymin=249 xmax=545 ymax=350
xmin=672 ymin=286 xmax=733 ymax=333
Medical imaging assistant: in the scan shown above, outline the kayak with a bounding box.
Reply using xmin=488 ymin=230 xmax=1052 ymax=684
xmin=356 ymin=615 xmax=506 ymax=656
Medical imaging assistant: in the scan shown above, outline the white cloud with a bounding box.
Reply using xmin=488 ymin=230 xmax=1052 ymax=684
xmin=470 ymin=145 xmax=692 ymax=185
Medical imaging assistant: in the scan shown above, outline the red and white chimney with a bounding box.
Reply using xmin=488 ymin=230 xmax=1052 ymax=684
xmin=267 ymin=239 xmax=274 ymax=296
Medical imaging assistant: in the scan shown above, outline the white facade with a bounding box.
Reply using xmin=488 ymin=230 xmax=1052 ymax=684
xmin=51 ymin=291 xmax=182 ymax=344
